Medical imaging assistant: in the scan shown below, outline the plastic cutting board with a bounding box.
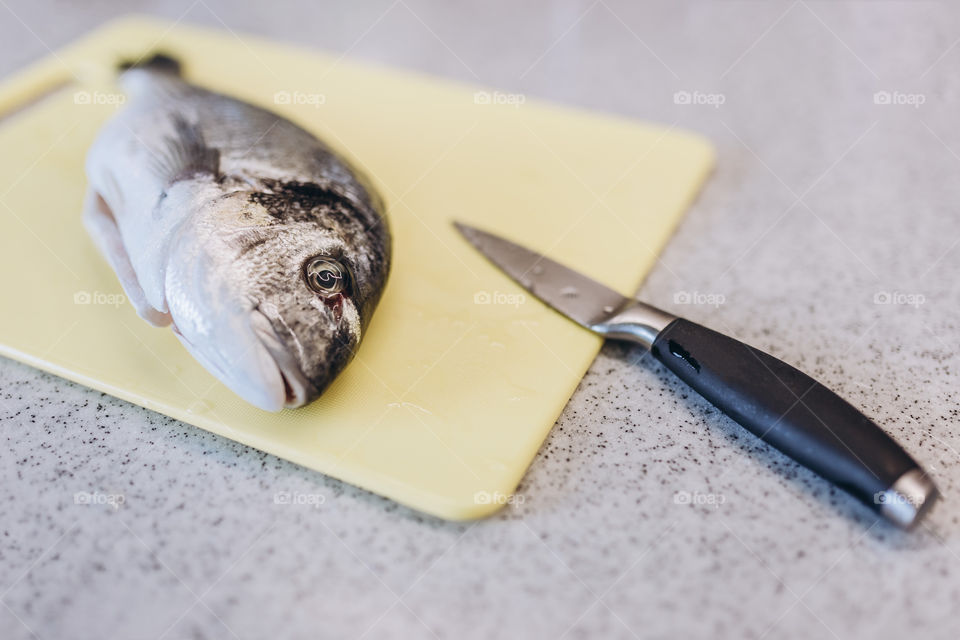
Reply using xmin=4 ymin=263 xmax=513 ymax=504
xmin=0 ymin=17 xmax=714 ymax=519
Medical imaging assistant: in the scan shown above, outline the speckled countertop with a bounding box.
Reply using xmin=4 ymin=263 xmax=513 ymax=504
xmin=2 ymin=2 xmax=960 ymax=639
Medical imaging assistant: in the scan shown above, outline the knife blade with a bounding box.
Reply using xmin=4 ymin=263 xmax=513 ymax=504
xmin=453 ymin=222 xmax=631 ymax=328
xmin=455 ymin=221 xmax=939 ymax=529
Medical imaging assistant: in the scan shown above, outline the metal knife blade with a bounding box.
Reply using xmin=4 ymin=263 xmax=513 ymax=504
xmin=453 ymin=222 xmax=631 ymax=329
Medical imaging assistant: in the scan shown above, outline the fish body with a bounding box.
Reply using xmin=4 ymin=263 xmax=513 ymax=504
xmin=84 ymin=56 xmax=391 ymax=411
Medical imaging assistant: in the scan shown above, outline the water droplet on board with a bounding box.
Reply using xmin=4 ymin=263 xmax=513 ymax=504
xmin=602 ymin=305 xmax=615 ymax=314
xmin=486 ymin=460 xmax=508 ymax=472
xmin=560 ymin=286 xmax=578 ymax=298
xmin=388 ymin=401 xmax=433 ymax=415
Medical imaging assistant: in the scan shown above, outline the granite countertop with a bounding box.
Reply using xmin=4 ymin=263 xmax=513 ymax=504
xmin=2 ymin=2 xmax=959 ymax=639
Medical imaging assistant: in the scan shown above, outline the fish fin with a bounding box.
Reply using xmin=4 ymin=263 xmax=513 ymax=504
xmin=118 ymin=52 xmax=182 ymax=76
xmin=82 ymin=188 xmax=172 ymax=327
xmin=150 ymin=115 xmax=221 ymax=185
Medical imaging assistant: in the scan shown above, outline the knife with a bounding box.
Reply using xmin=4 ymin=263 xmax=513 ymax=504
xmin=454 ymin=222 xmax=938 ymax=529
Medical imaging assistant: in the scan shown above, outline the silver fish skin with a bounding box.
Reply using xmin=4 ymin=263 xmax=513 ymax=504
xmin=83 ymin=55 xmax=391 ymax=411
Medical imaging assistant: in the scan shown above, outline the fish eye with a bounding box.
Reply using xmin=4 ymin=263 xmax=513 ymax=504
xmin=304 ymin=257 xmax=349 ymax=295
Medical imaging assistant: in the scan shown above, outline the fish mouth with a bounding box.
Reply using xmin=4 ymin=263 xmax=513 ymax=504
xmin=249 ymin=309 xmax=318 ymax=409
xmin=171 ymin=312 xmax=316 ymax=411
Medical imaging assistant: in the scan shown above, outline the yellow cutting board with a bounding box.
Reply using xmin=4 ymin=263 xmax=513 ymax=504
xmin=0 ymin=17 xmax=714 ymax=520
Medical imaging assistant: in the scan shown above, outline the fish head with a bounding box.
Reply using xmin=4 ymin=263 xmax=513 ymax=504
xmin=164 ymin=187 xmax=390 ymax=412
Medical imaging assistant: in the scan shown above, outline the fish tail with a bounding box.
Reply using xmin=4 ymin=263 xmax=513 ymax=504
xmin=118 ymin=53 xmax=182 ymax=76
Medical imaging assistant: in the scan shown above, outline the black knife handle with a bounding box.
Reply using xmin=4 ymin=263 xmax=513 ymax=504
xmin=650 ymin=318 xmax=937 ymax=527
